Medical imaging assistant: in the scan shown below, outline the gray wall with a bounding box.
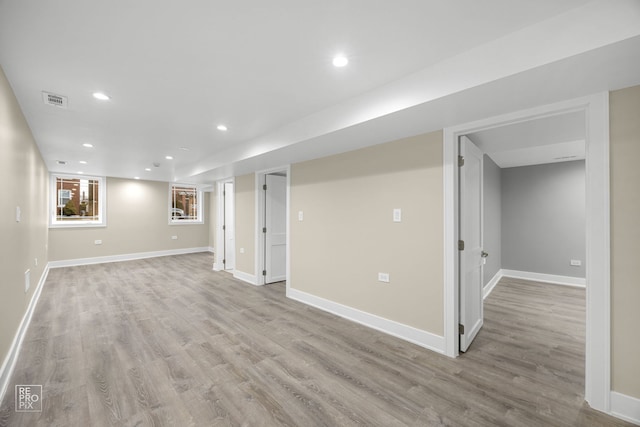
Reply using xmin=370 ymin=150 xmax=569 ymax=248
xmin=501 ymin=160 xmax=586 ymax=278
xmin=482 ymin=155 xmax=502 ymax=285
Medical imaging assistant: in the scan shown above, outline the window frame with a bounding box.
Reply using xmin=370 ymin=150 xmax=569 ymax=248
xmin=49 ymin=173 xmax=106 ymax=228
xmin=169 ymin=183 xmax=203 ymax=224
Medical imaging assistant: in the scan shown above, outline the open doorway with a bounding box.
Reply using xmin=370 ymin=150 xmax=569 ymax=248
xmin=459 ymin=111 xmax=588 ymax=352
xmin=256 ymin=166 xmax=290 ymax=287
xmin=444 ymin=93 xmax=611 ymax=413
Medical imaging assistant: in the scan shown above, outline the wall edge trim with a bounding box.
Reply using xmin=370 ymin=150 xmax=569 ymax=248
xmin=501 ymin=269 xmax=586 ymax=287
xmin=287 ymin=288 xmax=445 ymax=354
xmin=610 ymin=391 xmax=640 ymax=425
xmin=0 ymin=264 xmax=50 ymax=405
xmin=483 ymin=269 xmax=504 ymax=299
xmin=49 ymin=247 xmax=211 ymax=268
xmin=233 ymin=270 xmax=259 ymax=286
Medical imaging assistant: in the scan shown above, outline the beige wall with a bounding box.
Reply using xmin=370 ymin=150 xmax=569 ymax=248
xmin=290 ymin=131 xmax=444 ymax=334
xmin=0 ymin=66 xmax=49 ymax=368
xmin=234 ymin=174 xmax=256 ymax=276
xmin=49 ymin=178 xmax=210 ymax=261
xmin=610 ymin=85 xmax=640 ymax=399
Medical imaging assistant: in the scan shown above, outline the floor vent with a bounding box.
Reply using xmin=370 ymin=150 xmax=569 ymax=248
xmin=42 ymin=91 xmax=68 ymax=108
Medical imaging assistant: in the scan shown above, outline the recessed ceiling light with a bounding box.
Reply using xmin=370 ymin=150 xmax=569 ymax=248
xmin=79 ymin=160 xmax=87 ymax=164
xmin=93 ymin=92 xmax=110 ymax=101
xmin=217 ymin=124 xmax=228 ymax=131
xmin=332 ymin=55 xmax=348 ymax=67
xmin=145 ymin=168 xmax=151 ymax=172
xmin=77 ymin=171 xmax=84 ymax=174
xmin=83 ymin=143 xmax=93 ymax=148
xmin=165 ymin=155 xmax=173 ymax=160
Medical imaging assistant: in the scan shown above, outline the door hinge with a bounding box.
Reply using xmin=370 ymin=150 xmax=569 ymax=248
xmin=223 ymin=190 xmax=226 ymax=196
xmin=458 ymin=240 xmax=465 ymax=251
xmin=263 ymin=184 xmax=267 ymax=191
xmin=262 ymin=270 xmax=266 ymax=276
xmin=263 ymin=227 xmax=267 ymax=233
xmin=458 ymin=155 xmax=465 ymax=167
xmin=459 ymin=324 xmax=465 ymax=335
xmin=222 ymin=225 xmax=226 ymax=231
xmin=223 ymin=259 xmax=226 ymax=264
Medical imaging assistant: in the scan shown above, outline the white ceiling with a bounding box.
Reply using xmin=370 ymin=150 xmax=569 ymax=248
xmin=467 ymin=111 xmax=586 ymax=168
xmin=1 ymin=0 xmax=640 ymax=184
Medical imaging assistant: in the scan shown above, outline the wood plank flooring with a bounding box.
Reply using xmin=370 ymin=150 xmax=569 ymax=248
xmin=0 ymin=254 xmax=632 ymax=426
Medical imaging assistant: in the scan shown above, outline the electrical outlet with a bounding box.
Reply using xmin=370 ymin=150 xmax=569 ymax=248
xmin=94 ymin=240 xmax=102 ymax=245
xmin=171 ymin=235 xmax=178 ymax=240
xmin=240 ymin=248 xmax=245 ymax=254
xmin=378 ymin=272 xmax=390 ymax=283
xmin=393 ymin=208 xmax=402 ymax=222
xmin=570 ymin=259 xmax=582 ymax=266
xmin=298 ymin=211 xmax=304 ymax=221
xmin=35 ymin=258 xmax=38 ymax=267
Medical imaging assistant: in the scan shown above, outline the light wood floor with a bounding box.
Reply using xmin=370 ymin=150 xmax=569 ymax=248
xmin=0 ymin=253 xmax=632 ymax=426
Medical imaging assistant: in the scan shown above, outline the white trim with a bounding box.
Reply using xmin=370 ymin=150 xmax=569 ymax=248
xmin=287 ymin=288 xmax=445 ymax=354
xmin=584 ymin=91 xmax=611 ymax=413
xmin=610 ymin=392 xmax=640 ymax=425
xmin=233 ymin=270 xmax=259 ymax=286
xmin=500 ymin=269 xmax=586 ymax=288
xmin=49 ymin=173 xmax=107 ymax=228
xmin=483 ymin=269 xmax=503 ymax=299
xmin=0 ymin=264 xmax=50 ymax=405
xmin=443 ymin=125 xmax=459 ymax=358
xmin=207 ymin=246 xmax=214 ymax=253
xmin=214 ymin=178 xmax=234 ymax=272
xmin=48 ymin=247 xmax=211 ymax=268
xmin=443 ymin=93 xmax=610 ymax=413
xmin=168 ymin=183 xmax=204 ymax=225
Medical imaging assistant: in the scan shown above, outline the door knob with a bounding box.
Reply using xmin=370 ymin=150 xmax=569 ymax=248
xmin=481 ymin=251 xmax=489 ymax=258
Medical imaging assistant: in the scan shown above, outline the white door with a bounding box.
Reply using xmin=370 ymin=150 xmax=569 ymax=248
xmin=224 ymin=182 xmax=235 ymax=271
xmin=265 ymin=174 xmax=287 ymax=283
xmin=459 ymin=136 xmax=484 ymax=352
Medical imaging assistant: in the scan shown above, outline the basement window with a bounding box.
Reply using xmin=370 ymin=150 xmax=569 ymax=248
xmin=50 ymin=174 xmax=106 ymax=227
xmin=169 ymin=184 xmax=203 ymax=224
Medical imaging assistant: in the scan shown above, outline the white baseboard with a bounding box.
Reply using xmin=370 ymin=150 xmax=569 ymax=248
xmin=483 ymin=269 xmax=503 ymax=299
xmin=233 ymin=270 xmax=259 ymax=286
xmin=48 ymin=247 xmax=211 ymax=268
xmin=611 ymin=392 xmax=640 ymax=425
xmin=0 ymin=264 xmax=50 ymax=406
xmin=287 ymin=288 xmax=445 ymax=354
xmin=207 ymin=246 xmax=214 ymax=253
xmin=501 ymin=269 xmax=586 ymax=288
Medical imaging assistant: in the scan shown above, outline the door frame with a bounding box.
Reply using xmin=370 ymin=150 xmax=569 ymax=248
xmin=443 ymin=92 xmax=610 ymax=412
xmin=214 ymin=177 xmax=235 ymax=272
xmin=255 ymin=165 xmax=291 ymax=286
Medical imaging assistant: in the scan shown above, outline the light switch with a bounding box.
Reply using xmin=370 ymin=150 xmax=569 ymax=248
xmin=393 ymin=208 xmax=402 ymax=222
xmin=16 ymin=206 xmax=21 ymax=222
xmin=298 ymin=211 xmax=304 ymax=221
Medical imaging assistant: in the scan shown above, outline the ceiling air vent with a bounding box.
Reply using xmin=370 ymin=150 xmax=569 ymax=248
xmin=42 ymin=91 xmax=68 ymax=109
